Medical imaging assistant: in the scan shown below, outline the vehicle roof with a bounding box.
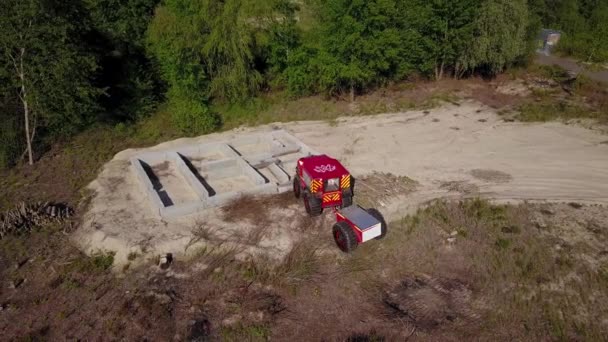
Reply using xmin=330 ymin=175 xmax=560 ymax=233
xmin=298 ymin=154 xmax=349 ymax=179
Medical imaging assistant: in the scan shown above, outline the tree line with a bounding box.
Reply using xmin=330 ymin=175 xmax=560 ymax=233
xmin=1 ymin=0 xmax=606 ymax=168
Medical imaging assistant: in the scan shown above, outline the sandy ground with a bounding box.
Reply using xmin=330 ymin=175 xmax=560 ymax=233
xmin=75 ymin=100 xmax=608 ymax=264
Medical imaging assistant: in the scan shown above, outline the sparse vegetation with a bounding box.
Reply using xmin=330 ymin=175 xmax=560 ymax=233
xmin=516 ymin=65 xmax=608 ymax=123
xmin=71 ymin=251 xmax=115 ymax=273
xmin=2 ymin=188 xmax=608 ymax=340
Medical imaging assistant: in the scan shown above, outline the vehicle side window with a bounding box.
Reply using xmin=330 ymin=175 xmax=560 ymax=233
xmin=302 ymin=171 xmax=312 ymax=187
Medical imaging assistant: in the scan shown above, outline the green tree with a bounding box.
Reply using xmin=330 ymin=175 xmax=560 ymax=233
xmin=0 ymin=0 xmax=101 ymax=165
xmin=399 ymin=0 xmax=479 ymax=79
xmin=287 ymin=0 xmax=407 ymax=99
xmin=460 ymin=0 xmax=530 ymax=75
xmin=146 ymin=0 xmax=216 ymax=134
xmin=555 ymin=0 xmax=608 ymax=63
xmin=147 ymin=0 xmax=298 ymax=133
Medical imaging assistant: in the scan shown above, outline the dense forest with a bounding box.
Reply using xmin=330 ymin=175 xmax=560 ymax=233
xmin=1 ymin=0 xmax=607 ymax=168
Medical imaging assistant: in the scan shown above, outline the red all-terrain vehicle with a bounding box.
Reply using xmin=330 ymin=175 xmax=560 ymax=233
xmin=293 ymin=154 xmax=387 ymax=252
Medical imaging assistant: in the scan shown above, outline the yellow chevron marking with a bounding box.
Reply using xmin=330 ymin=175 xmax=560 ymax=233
xmin=341 ymin=175 xmax=350 ymax=188
xmin=311 ymin=179 xmax=322 ymax=192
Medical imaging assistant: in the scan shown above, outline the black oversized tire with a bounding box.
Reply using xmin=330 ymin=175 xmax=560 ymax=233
xmin=293 ymin=175 xmax=301 ymax=199
xmin=303 ymin=192 xmax=323 ymax=217
xmin=333 ymin=221 xmax=358 ymax=253
xmin=341 ymin=194 xmax=353 ymax=208
xmin=366 ymin=208 xmax=388 ymax=240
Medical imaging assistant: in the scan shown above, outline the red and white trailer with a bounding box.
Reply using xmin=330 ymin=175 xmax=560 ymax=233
xmin=293 ymin=154 xmax=387 ymax=252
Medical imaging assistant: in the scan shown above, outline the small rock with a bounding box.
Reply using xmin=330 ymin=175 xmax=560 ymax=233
xmin=449 ymin=230 xmax=458 ymax=237
xmin=159 ymin=253 xmax=173 ymax=269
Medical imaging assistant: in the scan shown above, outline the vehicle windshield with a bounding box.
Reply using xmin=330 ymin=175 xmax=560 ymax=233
xmin=325 ymin=178 xmax=340 ymax=192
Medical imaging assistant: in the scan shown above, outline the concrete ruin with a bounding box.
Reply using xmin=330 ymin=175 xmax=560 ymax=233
xmin=130 ymin=130 xmax=319 ymax=218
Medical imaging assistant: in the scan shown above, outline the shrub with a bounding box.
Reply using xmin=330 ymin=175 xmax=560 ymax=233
xmin=167 ymin=91 xmax=220 ymax=136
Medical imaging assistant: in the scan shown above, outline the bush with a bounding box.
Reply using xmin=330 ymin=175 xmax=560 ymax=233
xmin=285 ymin=47 xmax=319 ymax=96
xmin=168 ymin=92 xmax=220 ymax=136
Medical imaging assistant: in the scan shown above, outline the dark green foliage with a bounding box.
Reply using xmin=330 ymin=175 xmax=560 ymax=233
xmin=462 ymin=0 xmax=530 ymax=75
xmin=145 ymin=0 xmax=214 ymax=133
xmin=0 ymin=0 xmax=102 ymax=166
xmin=286 ymin=0 xmax=408 ymax=97
xmin=285 ymin=0 xmax=536 ymax=95
xmin=86 ymin=0 xmax=163 ymax=121
xmin=146 ymin=0 xmax=298 ymax=133
xmin=403 ymin=0 xmax=480 ymax=79
xmin=0 ymin=106 xmax=22 ymax=169
xmin=265 ymin=1 xmax=301 ymax=82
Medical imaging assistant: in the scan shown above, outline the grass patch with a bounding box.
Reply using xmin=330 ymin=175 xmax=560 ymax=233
xmin=517 ymin=100 xmax=595 ymax=122
xmin=220 ymin=323 xmax=271 ymax=342
xmin=243 ymin=241 xmax=321 ymax=289
xmin=70 ymin=250 xmax=115 ymax=274
xmin=517 ymin=65 xmax=608 ymax=124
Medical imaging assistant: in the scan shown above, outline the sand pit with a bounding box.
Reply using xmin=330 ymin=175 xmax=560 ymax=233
xmin=75 ymin=100 xmax=608 ymax=265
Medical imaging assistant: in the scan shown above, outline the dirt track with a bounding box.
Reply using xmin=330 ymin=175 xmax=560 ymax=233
xmin=77 ymin=100 xmax=608 ymax=263
xmin=290 ymin=100 xmax=608 ymax=219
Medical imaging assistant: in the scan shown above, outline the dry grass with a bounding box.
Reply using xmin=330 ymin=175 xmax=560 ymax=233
xmin=221 ymin=192 xmax=297 ymax=227
xmin=516 ymin=66 xmax=608 ymax=124
xmin=3 ymin=198 xmax=608 ymax=340
xmin=355 ymin=172 xmax=418 ymax=208
xmin=242 ymin=239 xmax=322 ymax=289
xmin=373 ymin=199 xmax=608 ymax=340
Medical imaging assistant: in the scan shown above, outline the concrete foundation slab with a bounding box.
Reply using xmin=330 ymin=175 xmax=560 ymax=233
xmin=130 ymin=130 xmax=318 ymax=218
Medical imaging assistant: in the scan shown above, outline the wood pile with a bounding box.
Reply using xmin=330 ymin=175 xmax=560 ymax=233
xmin=0 ymin=202 xmax=74 ymax=239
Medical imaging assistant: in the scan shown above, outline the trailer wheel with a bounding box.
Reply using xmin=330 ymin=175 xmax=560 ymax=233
xmin=367 ymin=208 xmax=388 ymax=240
xmin=333 ymin=221 xmax=358 ymax=253
xmin=303 ymin=193 xmax=323 ymax=217
xmin=293 ymin=175 xmax=301 ymax=199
